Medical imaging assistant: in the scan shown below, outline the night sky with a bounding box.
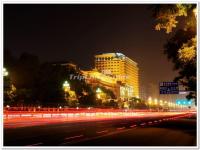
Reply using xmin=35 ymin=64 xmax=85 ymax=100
xmin=4 ymin=4 xmax=178 ymax=88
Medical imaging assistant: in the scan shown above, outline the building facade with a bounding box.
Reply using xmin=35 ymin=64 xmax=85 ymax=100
xmin=82 ymin=69 xmax=134 ymax=101
xmin=94 ymin=53 xmax=139 ymax=98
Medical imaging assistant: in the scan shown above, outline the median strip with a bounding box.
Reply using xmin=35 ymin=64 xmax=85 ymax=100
xmin=130 ymin=124 xmax=137 ymax=128
xmin=65 ymin=134 xmax=84 ymax=140
xmin=96 ymin=130 xmax=109 ymax=134
xmin=26 ymin=142 xmax=43 ymax=146
xmin=117 ymin=127 xmax=125 ymax=130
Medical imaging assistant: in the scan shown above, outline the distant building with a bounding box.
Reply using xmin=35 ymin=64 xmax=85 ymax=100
xmin=95 ymin=53 xmax=139 ymax=98
xmin=139 ymin=69 xmax=147 ymax=100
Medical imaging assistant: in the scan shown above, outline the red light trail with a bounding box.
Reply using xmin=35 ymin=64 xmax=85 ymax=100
xmin=4 ymin=108 xmax=196 ymax=128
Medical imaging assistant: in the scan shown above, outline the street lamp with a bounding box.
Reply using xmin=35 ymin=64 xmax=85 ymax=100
xmin=148 ymin=97 xmax=152 ymax=109
xmin=160 ymin=100 xmax=163 ymax=106
xmin=3 ymin=68 xmax=8 ymax=77
xmin=96 ymin=88 xmax=102 ymax=99
xmin=148 ymin=97 xmax=152 ymax=104
xmin=154 ymin=98 xmax=158 ymax=104
xmin=63 ymin=80 xmax=70 ymax=100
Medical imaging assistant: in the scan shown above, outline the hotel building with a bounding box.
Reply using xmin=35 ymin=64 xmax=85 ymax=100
xmin=94 ymin=53 xmax=139 ymax=98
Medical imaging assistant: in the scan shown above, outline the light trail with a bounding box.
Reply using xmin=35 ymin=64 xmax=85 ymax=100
xmin=130 ymin=124 xmax=137 ymax=128
xmin=4 ymin=110 xmax=196 ymax=129
xmin=117 ymin=127 xmax=125 ymax=130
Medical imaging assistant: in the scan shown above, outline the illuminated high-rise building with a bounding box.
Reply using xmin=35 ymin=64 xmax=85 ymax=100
xmin=95 ymin=53 xmax=139 ymax=97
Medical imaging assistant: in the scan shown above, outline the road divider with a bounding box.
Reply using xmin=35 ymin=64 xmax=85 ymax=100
xmin=65 ymin=135 xmax=84 ymax=141
xmin=96 ymin=130 xmax=109 ymax=134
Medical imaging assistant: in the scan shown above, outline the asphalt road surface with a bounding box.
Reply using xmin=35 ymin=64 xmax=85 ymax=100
xmin=4 ymin=113 xmax=196 ymax=146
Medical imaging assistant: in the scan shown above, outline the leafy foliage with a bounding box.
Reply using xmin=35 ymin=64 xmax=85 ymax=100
xmin=3 ymin=51 xmax=97 ymax=107
xmin=152 ymin=4 xmax=195 ymax=33
xmin=151 ymin=4 xmax=197 ymax=102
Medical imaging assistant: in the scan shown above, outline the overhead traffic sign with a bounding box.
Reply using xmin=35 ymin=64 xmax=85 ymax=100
xmin=159 ymin=82 xmax=179 ymax=94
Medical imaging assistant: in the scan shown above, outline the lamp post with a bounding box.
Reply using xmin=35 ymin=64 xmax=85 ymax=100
xmin=159 ymin=100 xmax=163 ymax=106
xmin=3 ymin=68 xmax=9 ymax=77
xmin=148 ymin=97 xmax=152 ymax=110
xmin=63 ymin=80 xmax=70 ymax=100
xmin=159 ymin=100 xmax=163 ymax=111
xmin=154 ymin=98 xmax=158 ymax=108
xmin=96 ymin=88 xmax=102 ymax=99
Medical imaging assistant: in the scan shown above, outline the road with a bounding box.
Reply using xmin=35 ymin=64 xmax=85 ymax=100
xmin=4 ymin=112 xmax=196 ymax=146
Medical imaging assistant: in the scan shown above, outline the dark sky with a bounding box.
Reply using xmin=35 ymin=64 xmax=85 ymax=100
xmin=4 ymin=4 xmax=178 ymax=87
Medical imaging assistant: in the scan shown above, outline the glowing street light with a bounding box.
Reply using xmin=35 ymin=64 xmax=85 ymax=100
xmin=148 ymin=97 xmax=152 ymax=109
xmin=148 ymin=96 xmax=152 ymax=101
xmin=148 ymin=99 xmax=152 ymax=105
xmin=3 ymin=68 xmax=9 ymax=77
xmin=159 ymin=100 xmax=163 ymax=106
xmin=63 ymin=80 xmax=70 ymax=91
xmin=154 ymin=98 xmax=158 ymax=105
xmin=63 ymin=80 xmax=70 ymax=100
xmin=168 ymin=102 xmax=171 ymax=107
xmin=96 ymin=88 xmax=102 ymax=93
xmin=96 ymin=88 xmax=102 ymax=99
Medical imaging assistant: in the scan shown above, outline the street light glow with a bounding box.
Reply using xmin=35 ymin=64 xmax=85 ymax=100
xmin=159 ymin=100 xmax=163 ymax=106
xmin=148 ymin=98 xmax=152 ymax=105
xmin=96 ymin=88 xmax=102 ymax=93
xmin=3 ymin=68 xmax=9 ymax=76
xmin=63 ymin=81 xmax=70 ymax=87
xmin=148 ymin=96 xmax=152 ymax=101
xmin=154 ymin=98 xmax=158 ymax=104
xmin=63 ymin=80 xmax=70 ymax=92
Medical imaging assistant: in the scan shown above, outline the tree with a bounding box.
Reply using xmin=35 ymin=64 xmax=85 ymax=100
xmin=151 ymin=4 xmax=197 ymax=102
xmin=34 ymin=62 xmax=96 ymax=107
xmin=3 ymin=51 xmax=40 ymax=105
xmin=98 ymin=86 xmax=116 ymax=99
xmin=34 ymin=63 xmax=69 ymax=106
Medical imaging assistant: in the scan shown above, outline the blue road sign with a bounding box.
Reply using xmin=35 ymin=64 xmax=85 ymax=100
xmin=176 ymin=99 xmax=192 ymax=105
xmin=159 ymin=82 xmax=179 ymax=94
